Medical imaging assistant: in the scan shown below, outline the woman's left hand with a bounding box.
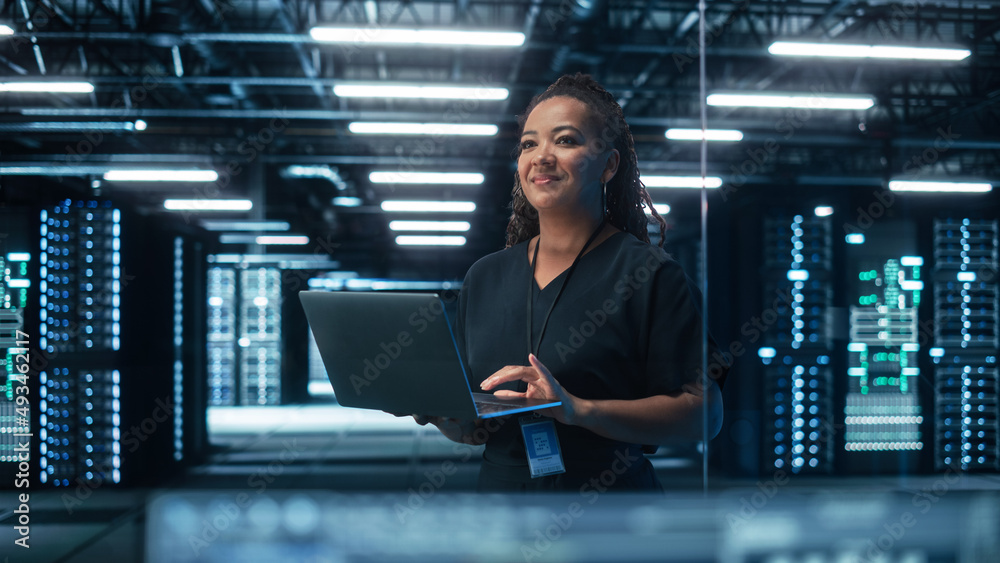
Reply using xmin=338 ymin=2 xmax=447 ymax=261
xmin=480 ymin=354 xmax=585 ymax=425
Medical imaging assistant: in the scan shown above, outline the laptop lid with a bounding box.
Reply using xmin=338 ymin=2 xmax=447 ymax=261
xmin=299 ymin=291 xmax=481 ymax=419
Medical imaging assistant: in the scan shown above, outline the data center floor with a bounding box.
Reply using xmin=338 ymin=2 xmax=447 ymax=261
xmin=2 ymin=470 xmax=999 ymax=563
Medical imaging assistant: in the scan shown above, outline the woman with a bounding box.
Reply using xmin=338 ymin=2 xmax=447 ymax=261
xmin=419 ymin=73 xmax=725 ymax=492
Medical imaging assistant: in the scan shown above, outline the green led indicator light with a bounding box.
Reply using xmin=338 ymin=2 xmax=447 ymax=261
xmin=861 ymin=386 xmax=869 ymax=395
xmin=859 ymin=270 xmax=879 ymax=281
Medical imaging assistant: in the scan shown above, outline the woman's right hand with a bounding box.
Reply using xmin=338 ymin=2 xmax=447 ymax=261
xmin=385 ymin=411 xmax=486 ymax=444
xmin=413 ymin=415 xmax=485 ymax=445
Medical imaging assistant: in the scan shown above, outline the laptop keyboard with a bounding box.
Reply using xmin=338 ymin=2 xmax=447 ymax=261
xmin=474 ymin=400 xmax=524 ymax=415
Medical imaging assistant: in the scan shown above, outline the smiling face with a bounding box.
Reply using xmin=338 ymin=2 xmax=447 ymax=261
xmin=517 ymin=96 xmax=619 ymax=217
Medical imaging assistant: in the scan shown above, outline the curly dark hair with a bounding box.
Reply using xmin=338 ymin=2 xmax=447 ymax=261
xmin=505 ymin=73 xmax=666 ymax=248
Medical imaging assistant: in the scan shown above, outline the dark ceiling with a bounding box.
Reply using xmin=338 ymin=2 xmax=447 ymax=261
xmin=2 ymin=0 xmax=999 ymax=277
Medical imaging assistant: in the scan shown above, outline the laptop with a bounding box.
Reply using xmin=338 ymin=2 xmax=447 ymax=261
xmin=299 ymin=291 xmax=562 ymax=419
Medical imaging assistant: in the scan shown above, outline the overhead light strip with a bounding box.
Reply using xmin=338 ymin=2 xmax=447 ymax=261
xmin=164 ymin=199 xmax=253 ymax=211
xmin=333 ymin=83 xmax=508 ymax=100
xmin=256 ymin=235 xmax=310 ymax=245
xmin=203 ymin=221 xmax=290 ymax=231
xmin=395 ymin=235 xmax=467 ymax=246
xmin=310 ymin=27 xmax=524 ymax=47
xmin=209 ymin=254 xmax=338 ymax=265
xmin=0 ymin=82 xmax=94 ymax=93
xmin=769 ymin=42 xmax=971 ymax=61
xmin=388 ymin=221 xmax=471 ymax=232
xmin=105 ymin=170 xmax=219 ymax=182
xmin=332 ymin=197 xmax=363 ymax=207
xmin=666 ymin=128 xmax=743 ymax=142
xmin=380 ymin=201 xmax=476 ymax=212
xmin=369 ymin=172 xmax=484 ymax=184
xmin=348 ymin=122 xmax=498 ymax=136
xmin=888 ymin=181 xmax=991 ymax=193
xmin=0 ymin=121 xmax=144 ymax=132
xmin=642 ymin=176 xmax=723 ymax=189
xmin=707 ymin=92 xmax=875 ymax=110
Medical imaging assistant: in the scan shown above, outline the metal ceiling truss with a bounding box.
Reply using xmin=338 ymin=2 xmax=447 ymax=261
xmin=1 ymin=0 xmax=998 ymax=265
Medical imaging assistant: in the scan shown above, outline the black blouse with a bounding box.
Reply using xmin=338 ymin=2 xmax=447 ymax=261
xmin=455 ymin=231 xmax=722 ymax=491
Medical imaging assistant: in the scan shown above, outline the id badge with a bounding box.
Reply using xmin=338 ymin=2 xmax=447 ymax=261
xmin=519 ymin=415 xmax=565 ymax=478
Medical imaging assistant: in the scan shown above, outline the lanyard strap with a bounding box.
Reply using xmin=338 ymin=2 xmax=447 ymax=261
xmin=527 ymin=220 xmax=606 ymax=358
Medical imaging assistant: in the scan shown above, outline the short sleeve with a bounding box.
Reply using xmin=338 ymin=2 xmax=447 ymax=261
xmin=642 ymin=260 xmax=729 ymax=396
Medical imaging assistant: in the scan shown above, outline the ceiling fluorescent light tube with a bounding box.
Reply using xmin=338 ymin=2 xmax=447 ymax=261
xmin=255 ymin=236 xmax=310 ymax=245
xmin=395 ymin=235 xmax=467 ymax=246
xmin=707 ymin=92 xmax=875 ymax=110
xmin=333 ymin=84 xmax=508 ymax=100
xmin=768 ymin=42 xmax=970 ymax=61
xmin=0 ymin=81 xmax=94 ymax=93
xmin=348 ymin=122 xmax=498 ymax=136
xmin=105 ymin=170 xmax=219 ymax=182
xmin=332 ymin=197 xmax=363 ymax=207
xmin=201 ymin=221 xmax=290 ymax=231
xmin=888 ymin=181 xmax=991 ymax=193
xmin=0 ymin=121 xmax=137 ymax=132
xmin=380 ymin=201 xmax=476 ymax=212
xmin=369 ymin=172 xmax=484 ymax=184
xmin=665 ymin=128 xmax=743 ymax=141
xmin=310 ymin=27 xmax=524 ymax=47
xmin=642 ymin=176 xmax=723 ymax=188
xmin=388 ymin=221 xmax=471 ymax=232
xmin=218 ymin=234 xmax=260 ymax=244
xmin=163 ymin=199 xmax=253 ymax=211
